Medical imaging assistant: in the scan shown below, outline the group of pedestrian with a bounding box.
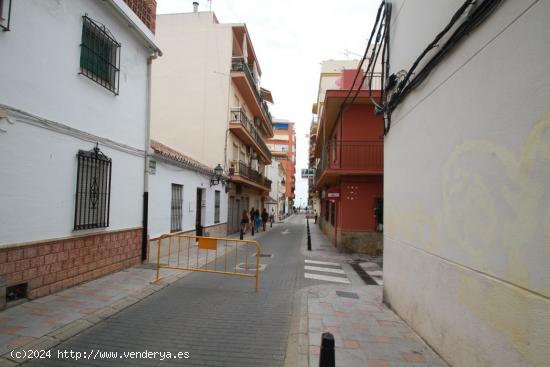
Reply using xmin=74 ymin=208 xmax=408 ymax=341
xmin=240 ymin=207 xmax=275 ymax=234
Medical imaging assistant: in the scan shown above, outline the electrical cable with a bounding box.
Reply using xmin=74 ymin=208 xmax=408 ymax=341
xmin=385 ymin=0 xmax=505 ymax=119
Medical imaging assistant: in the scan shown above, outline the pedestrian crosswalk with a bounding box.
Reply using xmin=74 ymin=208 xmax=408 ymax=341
xmin=303 ymin=259 xmax=350 ymax=284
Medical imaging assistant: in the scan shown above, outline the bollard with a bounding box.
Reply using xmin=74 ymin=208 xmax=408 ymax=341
xmin=319 ymin=332 xmax=335 ymax=367
xmin=240 ymin=228 xmax=244 ymax=240
xmin=307 ymin=218 xmax=312 ymax=251
xmin=251 ymin=224 xmax=255 ymax=236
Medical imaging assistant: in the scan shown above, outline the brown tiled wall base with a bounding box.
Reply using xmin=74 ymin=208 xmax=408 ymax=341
xmin=337 ymin=231 xmax=383 ymax=256
xmin=319 ymin=219 xmax=383 ymax=255
xmin=0 ymin=228 xmax=142 ymax=300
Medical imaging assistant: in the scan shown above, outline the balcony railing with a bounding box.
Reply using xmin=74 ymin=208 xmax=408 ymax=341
xmin=230 ymin=160 xmax=272 ymax=189
xmin=231 ymin=58 xmax=272 ymax=124
xmin=230 ymin=108 xmax=271 ymax=160
xmin=362 ymin=72 xmax=383 ymax=91
xmin=315 ymin=140 xmax=383 ymax=183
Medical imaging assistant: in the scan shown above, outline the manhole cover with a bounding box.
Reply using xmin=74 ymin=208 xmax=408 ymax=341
xmin=236 ymin=263 xmax=267 ymax=271
xmin=238 ymin=263 xmax=258 ymax=270
xmin=336 ymin=291 xmax=359 ymax=299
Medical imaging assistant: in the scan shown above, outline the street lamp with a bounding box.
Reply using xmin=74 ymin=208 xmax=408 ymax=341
xmin=210 ymin=164 xmax=225 ymax=187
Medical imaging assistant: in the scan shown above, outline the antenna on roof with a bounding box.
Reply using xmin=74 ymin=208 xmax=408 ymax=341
xmin=343 ymin=49 xmax=362 ymax=59
xmin=208 ymin=0 xmax=212 ymax=11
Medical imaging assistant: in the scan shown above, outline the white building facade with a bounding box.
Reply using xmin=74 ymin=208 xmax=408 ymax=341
xmin=0 ymin=0 xmax=160 ymax=303
xmin=384 ymin=1 xmax=550 ymax=366
xmin=147 ymin=141 xmax=228 ymax=241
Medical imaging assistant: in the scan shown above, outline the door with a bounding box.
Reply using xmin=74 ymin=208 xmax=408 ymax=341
xmin=234 ymin=198 xmax=241 ymax=233
xmin=196 ymin=188 xmax=203 ymax=236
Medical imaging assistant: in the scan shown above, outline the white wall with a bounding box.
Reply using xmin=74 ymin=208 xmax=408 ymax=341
xmin=384 ymin=1 xmax=550 ymax=366
xmin=0 ymin=122 xmax=144 ymax=245
xmin=148 ymin=159 xmax=228 ymax=239
xmin=0 ymin=0 xmax=151 ymax=246
xmin=0 ymin=0 xmax=150 ymax=149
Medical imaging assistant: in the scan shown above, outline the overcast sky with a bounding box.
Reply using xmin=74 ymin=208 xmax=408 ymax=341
xmin=157 ymin=0 xmax=379 ymax=208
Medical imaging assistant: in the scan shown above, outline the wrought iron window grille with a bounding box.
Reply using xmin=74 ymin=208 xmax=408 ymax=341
xmin=79 ymin=15 xmax=121 ymax=95
xmin=171 ymin=184 xmax=183 ymax=232
xmin=74 ymin=146 xmax=112 ymax=231
xmin=0 ymin=0 xmax=12 ymax=31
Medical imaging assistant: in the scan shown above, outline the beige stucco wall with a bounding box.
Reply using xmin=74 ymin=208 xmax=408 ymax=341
xmin=384 ymin=1 xmax=550 ymax=366
xmin=151 ymin=12 xmax=232 ymax=168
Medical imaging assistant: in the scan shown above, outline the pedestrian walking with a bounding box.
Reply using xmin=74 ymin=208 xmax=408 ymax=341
xmin=269 ymin=208 xmax=275 ymax=227
xmin=314 ymin=209 xmax=318 ymax=224
xmin=240 ymin=210 xmax=249 ymax=234
xmin=261 ymin=208 xmax=269 ymax=231
xmin=249 ymin=208 xmax=255 ymax=234
xmin=255 ymin=209 xmax=261 ymax=232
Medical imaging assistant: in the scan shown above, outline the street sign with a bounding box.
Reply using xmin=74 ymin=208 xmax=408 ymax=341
xmin=148 ymin=159 xmax=156 ymax=174
xmin=301 ymin=168 xmax=315 ymax=178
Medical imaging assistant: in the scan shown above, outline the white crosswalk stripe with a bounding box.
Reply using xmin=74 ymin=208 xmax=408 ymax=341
xmin=304 ymin=265 xmax=346 ymax=274
xmin=304 ymin=259 xmax=350 ymax=284
xmin=304 ymin=259 xmax=339 ymax=266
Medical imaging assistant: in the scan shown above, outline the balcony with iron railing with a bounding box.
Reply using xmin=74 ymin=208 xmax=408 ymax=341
xmin=315 ymin=140 xmax=383 ymax=186
xmin=230 ymin=107 xmax=272 ymax=163
xmin=229 ymin=160 xmax=272 ymax=191
xmin=231 ymin=58 xmax=273 ymax=128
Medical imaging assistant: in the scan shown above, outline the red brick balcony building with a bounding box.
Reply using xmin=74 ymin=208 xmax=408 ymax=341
xmin=312 ymin=66 xmax=384 ymax=254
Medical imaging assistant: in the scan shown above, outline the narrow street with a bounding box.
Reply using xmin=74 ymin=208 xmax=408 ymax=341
xmin=28 ymin=215 xmax=327 ymax=367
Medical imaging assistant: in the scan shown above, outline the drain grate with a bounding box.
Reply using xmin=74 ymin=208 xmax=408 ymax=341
xmin=336 ymin=290 xmax=359 ymax=299
xmin=256 ymin=253 xmax=273 ymax=258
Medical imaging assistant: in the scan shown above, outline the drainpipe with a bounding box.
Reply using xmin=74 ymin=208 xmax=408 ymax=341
xmin=142 ymin=52 xmax=159 ymax=262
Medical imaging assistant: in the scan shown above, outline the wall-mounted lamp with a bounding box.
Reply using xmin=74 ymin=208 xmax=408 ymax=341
xmin=210 ymin=164 xmax=226 ymax=187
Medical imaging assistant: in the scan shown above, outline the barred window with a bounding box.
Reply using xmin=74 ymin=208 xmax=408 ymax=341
xmin=171 ymin=184 xmax=183 ymax=232
xmin=79 ymin=15 xmax=121 ymax=94
xmin=214 ymin=190 xmax=220 ymax=224
xmin=74 ymin=147 xmax=112 ymax=230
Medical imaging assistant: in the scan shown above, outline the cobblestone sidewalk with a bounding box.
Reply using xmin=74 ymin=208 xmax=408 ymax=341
xmin=302 ymin=221 xmax=447 ymax=367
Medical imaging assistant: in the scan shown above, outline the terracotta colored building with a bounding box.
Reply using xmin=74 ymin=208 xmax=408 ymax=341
xmin=312 ymin=61 xmax=383 ymax=254
xmin=267 ymin=120 xmax=296 ymax=213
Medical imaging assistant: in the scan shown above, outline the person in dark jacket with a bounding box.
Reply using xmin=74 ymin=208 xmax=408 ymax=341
xmin=261 ymin=209 xmax=269 ymax=231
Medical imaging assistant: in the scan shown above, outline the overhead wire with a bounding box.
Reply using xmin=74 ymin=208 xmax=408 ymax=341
xmin=385 ymin=0 xmax=505 ymax=120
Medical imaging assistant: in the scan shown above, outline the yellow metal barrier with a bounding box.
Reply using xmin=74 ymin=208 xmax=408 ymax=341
xmin=151 ymin=234 xmax=262 ymax=291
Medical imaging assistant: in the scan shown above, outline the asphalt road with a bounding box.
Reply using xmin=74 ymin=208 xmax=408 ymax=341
xmin=28 ymin=215 xmax=327 ymax=367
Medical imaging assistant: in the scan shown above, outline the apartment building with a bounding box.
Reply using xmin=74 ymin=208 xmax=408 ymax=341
xmin=151 ymin=7 xmax=273 ymax=236
xmin=383 ymin=1 xmax=550 ymax=365
xmin=0 ymin=0 xmax=160 ymax=305
xmin=265 ymin=160 xmax=286 ymax=219
xmin=267 ymin=120 xmax=296 ymax=214
xmin=311 ymin=60 xmax=384 ymax=254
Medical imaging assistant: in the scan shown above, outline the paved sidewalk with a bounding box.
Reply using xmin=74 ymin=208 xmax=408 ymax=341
xmin=0 ymin=219 xmax=285 ymax=366
xmin=302 ymin=222 xmax=447 ymax=367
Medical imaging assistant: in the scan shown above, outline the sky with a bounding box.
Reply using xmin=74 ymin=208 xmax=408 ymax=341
xmin=157 ymin=0 xmax=380 ymax=208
